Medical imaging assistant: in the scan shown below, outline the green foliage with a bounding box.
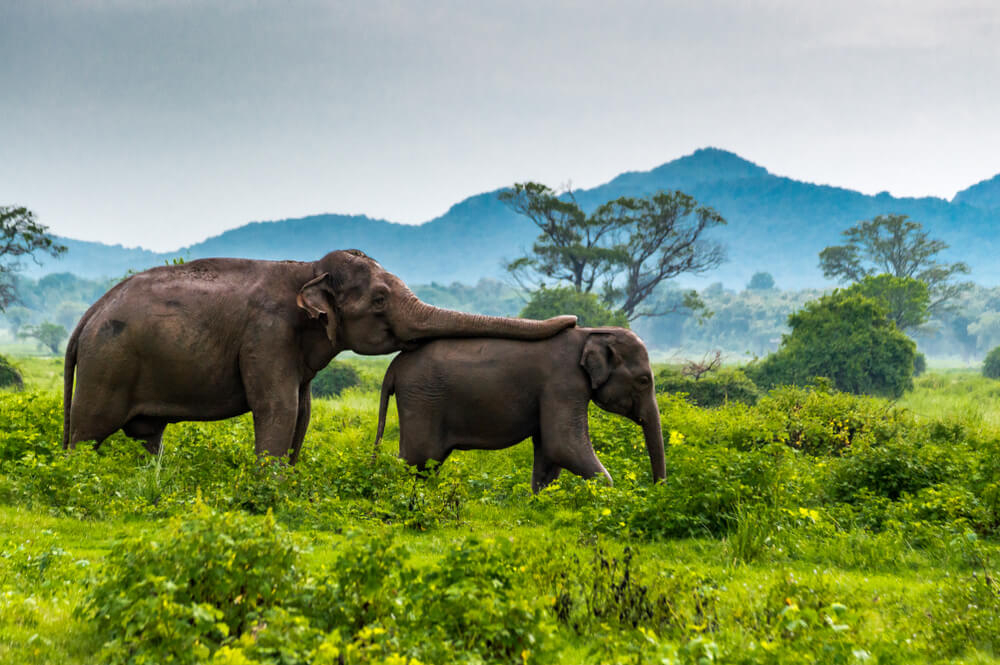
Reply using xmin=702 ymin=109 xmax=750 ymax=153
xmin=749 ymin=292 xmax=916 ymax=398
xmin=913 ymin=352 xmax=926 ymax=377
xmin=519 ymin=286 xmax=628 ymax=328
xmin=310 ymin=361 xmax=361 ymax=398
xmin=655 ymin=366 xmax=759 ymax=407
xmin=78 ymin=505 xmax=300 ymax=664
xmin=983 ymin=346 xmax=1000 ymax=379
xmin=500 ymin=182 xmax=726 ymax=319
xmin=3 ymin=370 xmax=1000 ymax=664
xmin=843 ymin=273 xmax=930 ymax=331
xmin=0 ymin=355 xmax=22 ymax=390
xmin=18 ymin=322 xmax=68 ymax=355
xmin=0 ymin=206 xmax=68 ymax=311
xmin=819 ymin=214 xmax=972 ymax=314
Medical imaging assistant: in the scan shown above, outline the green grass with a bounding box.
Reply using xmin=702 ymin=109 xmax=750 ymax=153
xmin=1 ymin=365 xmax=999 ymax=664
xmin=900 ymin=369 xmax=1000 ymax=428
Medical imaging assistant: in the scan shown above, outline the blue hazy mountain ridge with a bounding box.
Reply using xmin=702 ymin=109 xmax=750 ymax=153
xmin=29 ymin=148 xmax=1000 ymax=288
xmin=953 ymin=173 xmax=1000 ymax=212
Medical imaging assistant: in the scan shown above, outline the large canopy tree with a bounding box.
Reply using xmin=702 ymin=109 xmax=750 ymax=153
xmin=500 ymin=184 xmax=726 ymax=320
xmin=818 ymin=214 xmax=971 ymax=314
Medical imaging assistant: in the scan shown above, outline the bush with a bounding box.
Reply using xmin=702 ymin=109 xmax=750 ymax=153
xmin=655 ymin=366 xmax=759 ymax=407
xmin=0 ymin=354 xmax=22 ymax=390
xmin=914 ymin=352 xmax=927 ymax=377
xmin=311 ymin=361 xmax=361 ymax=397
xmin=983 ymin=346 xmax=1000 ymax=379
xmin=79 ymin=504 xmax=300 ymax=664
xmin=520 ymin=286 xmax=628 ymax=328
xmin=748 ymin=292 xmax=915 ymax=398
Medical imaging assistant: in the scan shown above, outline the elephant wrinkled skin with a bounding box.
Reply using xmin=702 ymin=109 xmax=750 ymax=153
xmin=373 ymin=327 xmax=666 ymax=492
xmin=63 ymin=250 xmax=575 ymax=462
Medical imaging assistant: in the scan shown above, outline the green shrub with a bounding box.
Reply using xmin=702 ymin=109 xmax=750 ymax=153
xmin=983 ymin=345 xmax=1000 ymax=379
xmin=401 ymin=537 xmax=549 ymax=663
xmin=520 ymin=286 xmax=628 ymax=328
xmin=78 ymin=505 xmax=300 ymax=664
xmin=311 ymin=361 xmax=361 ymax=398
xmin=913 ymin=352 xmax=927 ymax=377
xmin=0 ymin=354 xmax=22 ymax=390
xmin=748 ymin=292 xmax=916 ymax=398
xmin=655 ymin=366 xmax=759 ymax=407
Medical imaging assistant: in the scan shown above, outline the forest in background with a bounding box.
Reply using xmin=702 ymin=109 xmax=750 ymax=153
xmin=3 ymin=271 xmax=998 ymax=364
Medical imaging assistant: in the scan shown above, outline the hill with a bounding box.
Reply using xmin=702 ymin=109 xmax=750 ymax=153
xmin=25 ymin=148 xmax=1000 ymax=288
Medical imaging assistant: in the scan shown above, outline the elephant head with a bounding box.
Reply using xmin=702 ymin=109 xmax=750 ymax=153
xmin=580 ymin=328 xmax=666 ymax=483
xmin=297 ymin=249 xmax=577 ymax=355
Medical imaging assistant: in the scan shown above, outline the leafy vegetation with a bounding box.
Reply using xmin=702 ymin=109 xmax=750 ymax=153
xmin=2 ymin=357 xmax=999 ymax=664
xmin=0 ymin=206 xmax=67 ymax=311
xmin=748 ymin=292 xmax=916 ymax=398
xmin=17 ymin=322 xmax=67 ymax=355
xmin=819 ymin=214 xmax=972 ymax=314
xmin=0 ymin=354 xmax=22 ymax=390
xmin=983 ymin=346 xmax=1000 ymax=380
xmin=500 ymin=182 xmax=724 ymax=319
xmin=311 ymin=361 xmax=362 ymax=398
xmin=519 ymin=286 xmax=628 ymax=328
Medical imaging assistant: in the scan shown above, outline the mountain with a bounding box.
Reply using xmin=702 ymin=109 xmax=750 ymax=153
xmin=26 ymin=148 xmax=1000 ymax=288
xmin=954 ymin=174 xmax=1000 ymax=212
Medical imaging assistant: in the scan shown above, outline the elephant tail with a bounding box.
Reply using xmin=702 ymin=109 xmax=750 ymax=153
xmin=62 ymin=312 xmax=87 ymax=450
xmin=372 ymin=361 xmax=396 ymax=463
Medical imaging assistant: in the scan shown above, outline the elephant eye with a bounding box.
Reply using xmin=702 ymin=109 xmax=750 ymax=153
xmin=372 ymin=294 xmax=387 ymax=310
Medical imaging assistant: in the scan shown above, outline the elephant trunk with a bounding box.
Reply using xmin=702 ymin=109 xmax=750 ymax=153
xmin=640 ymin=396 xmax=666 ymax=483
xmin=394 ymin=295 xmax=576 ymax=341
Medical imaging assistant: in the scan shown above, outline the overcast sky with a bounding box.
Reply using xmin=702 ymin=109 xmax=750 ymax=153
xmin=2 ymin=0 xmax=999 ymax=251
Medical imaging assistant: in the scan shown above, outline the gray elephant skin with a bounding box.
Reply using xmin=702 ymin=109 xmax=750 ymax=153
xmin=373 ymin=327 xmax=666 ymax=492
xmin=63 ymin=249 xmax=575 ymax=462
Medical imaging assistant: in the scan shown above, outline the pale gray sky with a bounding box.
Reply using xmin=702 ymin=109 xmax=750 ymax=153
xmin=2 ymin=0 xmax=998 ymax=251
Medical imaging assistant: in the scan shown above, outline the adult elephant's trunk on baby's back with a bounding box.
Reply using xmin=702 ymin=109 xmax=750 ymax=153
xmin=392 ymin=295 xmax=576 ymax=341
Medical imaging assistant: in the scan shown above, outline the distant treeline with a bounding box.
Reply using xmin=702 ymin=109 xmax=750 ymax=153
xmin=1 ymin=272 xmax=997 ymax=361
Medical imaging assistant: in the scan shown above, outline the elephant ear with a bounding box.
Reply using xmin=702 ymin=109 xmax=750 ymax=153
xmin=297 ymin=273 xmax=338 ymax=345
xmin=580 ymin=333 xmax=619 ymax=389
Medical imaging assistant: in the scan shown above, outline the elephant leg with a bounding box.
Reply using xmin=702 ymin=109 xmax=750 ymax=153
xmin=531 ymin=434 xmax=562 ymax=493
xmin=539 ymin=397 xmax=613 ymax=485
xmin=123 ymin=416 xmax=168 ymax=455
xmin=288 ymin=386 xmax=311 ymax=465
xmin=395 ymin=400 xmax=450 ymax=470
xmin=242 ymin=355 xmax=300 ymax=459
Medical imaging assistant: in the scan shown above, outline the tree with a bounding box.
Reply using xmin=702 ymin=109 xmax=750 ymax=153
xmin=746 ymin=272 xmax=775 ymax=291
xmin=595 ymin=191 xmax=727 ymax=318
xmin=842 ymin=274 xmax=929 ymax=332
xmin=818 ymin=214 xmax=971 ymax=314
xmin=500 ymin=184 xmax=726 ymax=320
xmin=19 ymin=321 xmax=68 ymax=354
xmin=748 ymin=292 xmax=916 ymax=398
xmin=519 ymin=286 xmax=628 ymax=328
xmin=499 ymin=183 xmax=621 ymax=293
xmin=1 ymin=206 xmax=67 ymax=311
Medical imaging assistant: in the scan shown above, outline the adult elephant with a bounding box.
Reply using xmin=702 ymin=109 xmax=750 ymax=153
xmin=63 ymin=249 xmax=575 ymax=462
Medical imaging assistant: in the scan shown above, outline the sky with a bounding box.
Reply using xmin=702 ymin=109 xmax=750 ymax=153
xmin=2 ymin=0 xmax=999 ymax=251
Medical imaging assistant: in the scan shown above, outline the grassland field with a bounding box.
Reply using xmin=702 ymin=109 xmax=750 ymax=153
xmin=1 ymin=353 xmax=998 ymax=664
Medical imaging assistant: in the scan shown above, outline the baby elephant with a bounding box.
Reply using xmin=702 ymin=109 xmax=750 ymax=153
xmin=373 ymin=327 xmax=666 ymax=492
